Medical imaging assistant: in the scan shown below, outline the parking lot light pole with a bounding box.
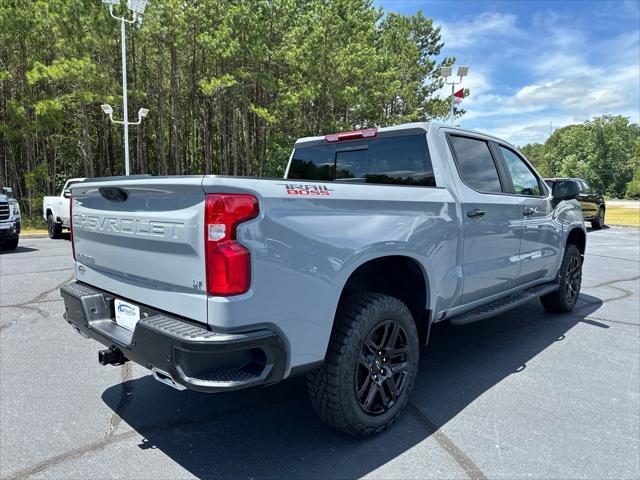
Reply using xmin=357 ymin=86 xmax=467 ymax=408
xmin=440 ymin=66 xmax=469 ymax=125
xmin=100 ymin=0 xmax=149 ymax=176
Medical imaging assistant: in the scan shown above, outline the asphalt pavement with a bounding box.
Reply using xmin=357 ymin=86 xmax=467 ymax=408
xmin=1 ymin=227 xmax=639 ymax=480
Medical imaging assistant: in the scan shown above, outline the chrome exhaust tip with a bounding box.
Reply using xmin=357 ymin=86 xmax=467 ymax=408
xmin=152 ymin=368 xmax=186 ymax=391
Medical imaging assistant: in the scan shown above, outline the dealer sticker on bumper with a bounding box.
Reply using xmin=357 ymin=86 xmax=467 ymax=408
xmin=114 ymin=299 xmax=140 ymax=331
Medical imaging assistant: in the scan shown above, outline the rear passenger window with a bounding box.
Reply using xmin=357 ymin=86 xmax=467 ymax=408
xmin=449 ymin=136 xmax=502 ymax=193
xmin=499 ymin=146 xmax=541 ymax=196
xmin=288 ymin=134 xmax=436 ymax=186
xmin=289 ymin=146 xmax=334 ymax=181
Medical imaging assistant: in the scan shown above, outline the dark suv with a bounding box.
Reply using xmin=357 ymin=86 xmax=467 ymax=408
xmin=545 ymin=178 xmax=606 ymax=229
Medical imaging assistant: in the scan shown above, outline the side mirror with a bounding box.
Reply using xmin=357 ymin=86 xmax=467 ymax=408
xmin=63 ymin=188 xmax=72 ymax=198
xmin=552 ymin=180 xmax=579 ymax=201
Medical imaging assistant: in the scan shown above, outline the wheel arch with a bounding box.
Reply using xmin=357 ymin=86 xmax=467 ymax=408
xmin=566 ymin=227 xmax=586 ymax=257
xmin=337 ymin=255 xmax=432 ymax=344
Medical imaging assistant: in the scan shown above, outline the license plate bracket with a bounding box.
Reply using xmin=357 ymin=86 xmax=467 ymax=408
xmin=114 ymin=299 xmax=140 ymax=331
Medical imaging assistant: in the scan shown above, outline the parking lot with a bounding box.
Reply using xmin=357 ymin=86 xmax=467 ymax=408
xmin=1 ymin=227 xmax=639 ymax=480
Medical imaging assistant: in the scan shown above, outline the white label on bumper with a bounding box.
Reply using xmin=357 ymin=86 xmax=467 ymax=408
xmin=114 ymin=299 xmax=140 ymax=331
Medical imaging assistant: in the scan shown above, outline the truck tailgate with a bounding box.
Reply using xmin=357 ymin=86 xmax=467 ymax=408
xmin=71 ymin=177 xmax=208 ymax=323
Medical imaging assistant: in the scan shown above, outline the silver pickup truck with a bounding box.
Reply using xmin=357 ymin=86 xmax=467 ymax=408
xmin=61 ymin=122 xmax=586 ymax=436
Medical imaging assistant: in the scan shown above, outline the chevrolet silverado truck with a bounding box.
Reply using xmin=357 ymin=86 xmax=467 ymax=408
xmin=43 ymin=177 xmax=85 ymax=239
xmin=60 ymin=123 xmax=586 ymax=436
xmin=0 ymin=187 xmax=21 ymax=250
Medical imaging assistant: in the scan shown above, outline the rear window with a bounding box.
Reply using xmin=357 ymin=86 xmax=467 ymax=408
xmin=288 ymin=134 xmax=436 ymax=187
xmin=449 ymin=135 xmax=502 ymax=193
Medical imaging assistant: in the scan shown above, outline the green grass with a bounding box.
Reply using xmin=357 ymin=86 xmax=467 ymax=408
xmin=606 ymin=205 xmax=640 ymax=227
xmin=20 ymin=216 xmax=48 ymax=235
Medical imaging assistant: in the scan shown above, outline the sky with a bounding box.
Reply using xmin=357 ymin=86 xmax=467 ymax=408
xmin=377 ymin=0 xmax=640 ymax=146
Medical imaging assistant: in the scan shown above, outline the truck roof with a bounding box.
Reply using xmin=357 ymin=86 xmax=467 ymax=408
xmin=293 ymin=122 xmax=515 ymax=149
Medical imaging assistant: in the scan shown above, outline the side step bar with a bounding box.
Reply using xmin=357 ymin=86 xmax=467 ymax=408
xmin=450 ymin=283 xmax=559 ymax=325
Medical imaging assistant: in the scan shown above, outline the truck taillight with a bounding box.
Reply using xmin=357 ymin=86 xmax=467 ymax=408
xmin=205 ymin=194 xmax=259 ymax=296
xmin=70 ymin=195 xmax=76 ymax=260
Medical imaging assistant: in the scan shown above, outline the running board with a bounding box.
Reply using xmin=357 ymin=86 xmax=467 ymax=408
xmin=450 ymin=283 xmax=559 ymax=326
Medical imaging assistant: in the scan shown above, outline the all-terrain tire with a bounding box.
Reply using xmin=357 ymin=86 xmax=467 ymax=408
xmin=48 ymin=214 xmax=62 ymax=239
xmin=307 ymin=292 xmax=419 ymax=436
xmin=540 ymin=243 xmax=582 ymax=313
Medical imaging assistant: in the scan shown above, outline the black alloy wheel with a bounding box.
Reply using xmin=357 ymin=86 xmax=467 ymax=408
xmin=564 ymin=255 xmax=581 ymax=305
xmin=356 ymin=319 xmax=410 ymax=415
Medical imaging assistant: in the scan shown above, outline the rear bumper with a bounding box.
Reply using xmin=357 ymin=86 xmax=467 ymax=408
xmin=60 ymin=281 xmax=287 ymax=393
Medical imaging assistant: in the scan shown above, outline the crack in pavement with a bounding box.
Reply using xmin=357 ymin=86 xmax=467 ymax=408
xmin=406 ymin=403 xmax=488 ymax=480
xmin=31 ymin=274 xmax=75 ymax=304
xmin=580 ymin=315 xmax=640 ymax=327
xmin=0 ymin=275 xmax=73 ymax=329
xmin=585 ymin=275 xmax=640 ymax=290
xmin=1 ymin=267 xmax=73 ymax=277
xmin=6 ymin=252 xmax=73 ymax=259
xmin=1 ymin=430 xmax=140 ymax=480
xmin=0 ymin=274 xmax=73 ymax=311
xmin=2 ymin=388 xmax=301 ymax=480
xmin=0 ymin=303 xmax=48 ymax=320
xmin=587 ymin=253 xmax=640 ymax=263
xmin=0 ymin=298 xmax=63 ymax=309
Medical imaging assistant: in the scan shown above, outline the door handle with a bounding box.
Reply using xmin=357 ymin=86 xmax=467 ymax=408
xmin=467 ymin=209 xmax=486 ymax=218
xmin=523 ymin=207 xmax=537 ymax=217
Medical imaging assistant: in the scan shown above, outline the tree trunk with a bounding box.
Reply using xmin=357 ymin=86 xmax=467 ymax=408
xmin=242 ymin=106 xmax=251 ymax=176
xmin=170 ymin=38 xmax=180 ymax=175
xmin=204 ymin=99 xmax=212 ymax=174
xmin=80 ymin=101 xmax=94 ymax=178
xmin=231 ymin=108 xmax=238 ymax=176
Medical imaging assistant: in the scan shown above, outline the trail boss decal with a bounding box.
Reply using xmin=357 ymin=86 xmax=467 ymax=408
xmin=282 ymin=184 xmax=333 ymax=196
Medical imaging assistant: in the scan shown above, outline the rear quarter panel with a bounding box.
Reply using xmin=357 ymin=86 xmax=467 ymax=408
xmin=202 ymin=177 xmax=461 ymax=374
xmin=557 ymin=199 xmax=587 ymax=250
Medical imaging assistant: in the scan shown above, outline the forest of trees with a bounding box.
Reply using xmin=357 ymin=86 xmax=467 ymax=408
xmin=1 ymin=0 xmax=458 ymax=216
xmin=519 ymin=115 xmax=640 ymax=199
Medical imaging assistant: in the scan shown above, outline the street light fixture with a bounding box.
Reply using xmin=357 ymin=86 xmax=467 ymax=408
xmin=126 ymin=0 xmax=148 ymax=15
xmin=101 ymin=104 xmax=149 ymax=125
xmin=101 ymin=104 xmax=113 ymax=116
xmin=100 ymin=0 xmax=150 ymax=176
xmin=440 ymin=65 xmax=469 ymax=125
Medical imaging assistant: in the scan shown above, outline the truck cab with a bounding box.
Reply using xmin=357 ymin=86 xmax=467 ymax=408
xmin=43 ymin=178 xmax=86 ymax=239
